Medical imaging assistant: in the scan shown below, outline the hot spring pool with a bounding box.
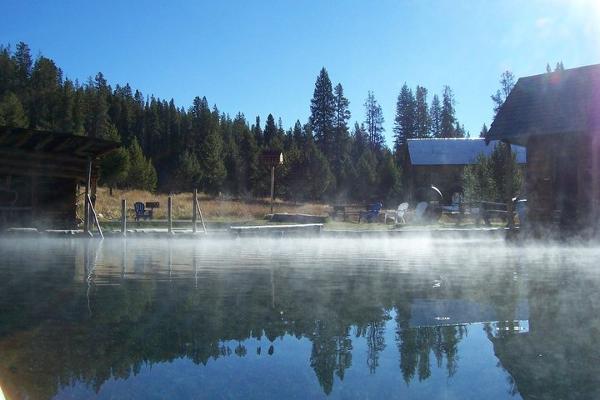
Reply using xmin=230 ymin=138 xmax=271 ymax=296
xmin=0 ymin=237 xmax=599 ymax=399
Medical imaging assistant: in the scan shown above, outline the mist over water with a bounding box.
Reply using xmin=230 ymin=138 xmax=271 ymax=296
xmin=1 ymin=238 xmax=599 ymax=399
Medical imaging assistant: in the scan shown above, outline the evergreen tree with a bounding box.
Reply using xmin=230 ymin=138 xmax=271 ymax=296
xmin=353 ymin=149 xmax=378 ymax=201
xmin=0 ymin=92 xmax=28 ymax=127
xmin=555 ymin=61 xmax=565 ymax=71
xmin=440 ymin=86 xmax=456 ymax=138
xmin=364 ymin=91 xmax=385 ymax=150
xmin=199 ymin=126 xmax=226 ymax=195
xmin=252 ymin=115 xmax=262 ymax=147
xmin=463 ymin=142 xmax=522 ymax=203
xmin=351 ymin=122 xmax=369 ymax=159
xmin=454 ymin=122 xmax=467 ymax=138
xmin=491 ymin=71 xmax=515 ymax=115
xmin=99 ymin=125 xmax=130 ymax=195
xmin=86 ymin=72 xmax=111 ymax=138
xmin=332 ymin=83 xmax=351 ymax=193
xmin=414 ymin=86 xmax=430 ymax=138
xmin=263 ymin=113 xmax=277 ymax=148
xmin=309 ymin=67 xmax=335 ymax=159
xmin=58 ymin=79 xmax=76 ymax=132
xmin=239 ymin=119 xmax=260 ymax=194
xmin=429 ymin=94 xmax=442 ymax=138
xmin=303 ymin=140 xmax=334 ymax=200
xmin=479 ymin=123 xmax=488 ymax=138
xmin=376 ymin=151 xmax=402 ymax=204
xmin=393 ymin=84 xmax=416 ymax=152
xmin=13 ymin=42 xmax=32 ymax=94
xmin=29 ymin=56 xmax=62 ymax=130
xmin=126 ymin=137 xmax=157 ymax=191
xmin=292 ymin=120 xmax=304 ymax=146
xmin=172 ymin=150 xmax=201 ymax=191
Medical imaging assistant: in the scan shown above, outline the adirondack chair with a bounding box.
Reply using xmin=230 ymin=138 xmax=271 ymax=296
xmin=359 ymin=202 xmax=383 ymax=223
xmin=395 ymin=202 xmax=409 ymax=224
xmin=134 ymin=202 xmax=153 ymax=221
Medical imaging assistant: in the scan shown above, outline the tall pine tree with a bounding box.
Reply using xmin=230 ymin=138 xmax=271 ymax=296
xmin=309 ymin=67 xmax=335 ymax=159
xmin=393 ymin=84 xmax=416 ymax=153
xmin=429 ymin=94 xmax=442 ymax=138
xmin=364 ymin=91 xmax=385 ymax=150
xmin=414 ymin=86 xmax=430 ymax=138
xmin=440 ymin=86 xmax=456 ymax=138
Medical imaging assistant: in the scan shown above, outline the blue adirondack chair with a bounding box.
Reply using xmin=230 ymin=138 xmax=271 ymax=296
xmin=134 ymin=202 xmax=152 ymax=221
xmin=359 ymin=202 xmax=383 ymax=223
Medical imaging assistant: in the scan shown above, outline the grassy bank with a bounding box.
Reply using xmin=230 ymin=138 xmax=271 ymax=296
xmin=94 ymin=187 xmax=330 ymax=222
xmin=93 ymin=187 xmax=504 ymax=230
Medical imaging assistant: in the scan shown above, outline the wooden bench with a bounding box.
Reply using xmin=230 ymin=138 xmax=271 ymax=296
xmin=330 ymin=205 xmax=363 ymax=221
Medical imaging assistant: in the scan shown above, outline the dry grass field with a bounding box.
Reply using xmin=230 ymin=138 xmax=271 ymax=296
xmin=94 ymin=187 xmax=331 ymax=221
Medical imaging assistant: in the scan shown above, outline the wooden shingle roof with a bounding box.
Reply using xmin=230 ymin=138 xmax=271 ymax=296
xmin=0 ymin=126 xmax=119 ymax=159
xmin=487 ymin=63 xmax=600 ymax=146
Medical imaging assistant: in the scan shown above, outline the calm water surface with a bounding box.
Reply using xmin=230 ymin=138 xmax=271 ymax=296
xmin=0 ymin=237 xmax=599 ymax=399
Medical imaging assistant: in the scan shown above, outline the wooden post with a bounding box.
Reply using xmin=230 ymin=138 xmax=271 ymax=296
xmin=84 ymin=159 xmax=92 ymax=234
xmin=168 ymin=196 xmax=173 ymax=234
xmin=505 ymin=142 xmax=515 ymax=230
xmin=121 ymin=199 xmax=127 ymax=237
xmin=193 ymin=189 xmax=198 ymax=233
xmin=87 ymin=194 xmax=103 ymax=238
xmin=270 ymin=165 xmax=275 ymax=214
xmin=196 ymin=197 xmax=207 ymax=234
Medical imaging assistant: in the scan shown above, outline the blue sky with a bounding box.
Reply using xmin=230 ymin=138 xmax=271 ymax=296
xmin=3 ymin=0 xmax=600 ymax=145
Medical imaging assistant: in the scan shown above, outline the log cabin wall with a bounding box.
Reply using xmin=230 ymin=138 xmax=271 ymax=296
xmin=31 ymin=177 xmax=78 ymax=229
xmin=577 ymin=133 xmax=600 ymax=232
xmin=0 ymin=127 xmax=117 ymax=231
xmin=525 ymin=136 xmax=556 ymax=230
xmin=526 ymin=133 xmax=600 ymax=233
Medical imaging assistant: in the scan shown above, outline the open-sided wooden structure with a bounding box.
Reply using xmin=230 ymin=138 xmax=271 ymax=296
xmin=0 ymin=126 xmax=119 ymax=230
xmin=403 ymin=138 xmax=526 ymax=203
xmin=487 ymin=64 xmax=600 ymax=234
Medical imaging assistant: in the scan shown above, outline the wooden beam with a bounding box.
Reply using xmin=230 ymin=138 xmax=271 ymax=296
xmin=84 ymin=160 xmax=91 ymax=234
xmin=0 ymin=148 xmax=89 ymax=165
xmin=0 ymin=165 xmax=85 ymax=180
xmin=0 ymin=159 xmax=87 ymax=179
xmin=504 ymin=141 xmax=515 ymax=230
xmin=87 ymin=193 xmax=103 ymax=238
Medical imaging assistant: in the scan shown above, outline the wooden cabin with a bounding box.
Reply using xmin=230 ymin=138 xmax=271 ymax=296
xmin=487 ymin=64 xmax=600 ymax=234
xmin=404 ymin=138 xmax=526 ymax=203
xmin=0 ymin=126 xmax=118 ymax=230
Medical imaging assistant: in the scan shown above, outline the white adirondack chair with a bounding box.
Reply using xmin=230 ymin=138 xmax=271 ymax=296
xmin=396 ymin=202 xmax=409 ymax=224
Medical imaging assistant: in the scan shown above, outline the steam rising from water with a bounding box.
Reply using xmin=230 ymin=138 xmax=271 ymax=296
xmin=1 ymin=237 xmax=600 ymax=399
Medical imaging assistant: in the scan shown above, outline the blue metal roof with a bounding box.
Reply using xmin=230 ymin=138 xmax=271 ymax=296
xmin=407 ymin=138 xmax=527 ymax=166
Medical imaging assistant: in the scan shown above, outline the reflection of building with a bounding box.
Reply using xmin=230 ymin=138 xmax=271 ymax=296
xmin=409 ymin=299 xmax=529 ymax=327
xmin=489 ymin=279 xmax=600 ymax=399
xmin=0 ymin=126 xmax=118 ymax=229
xmin=487 ymin=64 xmax=600 ymax=234
xmin=403 ymin=138 xmax=526 ymax=203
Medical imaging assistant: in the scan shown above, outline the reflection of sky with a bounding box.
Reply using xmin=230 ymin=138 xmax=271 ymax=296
xmin=55 ymin=318 xmax=522 ymax=400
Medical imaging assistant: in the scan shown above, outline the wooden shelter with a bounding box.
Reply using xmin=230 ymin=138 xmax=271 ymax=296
xmin=487 ymin=64 xmax=600 ymax=234
xmin=403 ymin=138 xmax=526 ymax=203
xmin=0 ymin=126 xmax=119 ymax=230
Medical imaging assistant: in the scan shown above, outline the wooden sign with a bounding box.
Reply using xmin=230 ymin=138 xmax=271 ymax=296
xmin=260 ymin=150 xmax=283 ymax=167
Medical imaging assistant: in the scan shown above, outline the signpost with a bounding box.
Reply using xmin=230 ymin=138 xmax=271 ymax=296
xmin=260 ymin=150 xmax=284 ymax=214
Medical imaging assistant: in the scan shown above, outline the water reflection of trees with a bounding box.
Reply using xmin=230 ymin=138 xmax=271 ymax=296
xmin=4 ymin=240 xmax=595 ymax=399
